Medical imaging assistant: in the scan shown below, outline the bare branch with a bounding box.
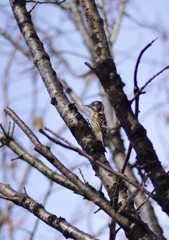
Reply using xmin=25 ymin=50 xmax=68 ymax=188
xmin=60 ymin=80 xmax=90 ymax=117
xmin=131 ymin=65 xmax=169 ymax=103
xmin=70 ymin=0 xmax=93 ymax=54
xmin=95 ymin=160 xmax=153 ymax=199
xmin=133 ymin=38 xmax=157 ymax=92
xmin=81 ymin=0 xmax=169 ymax=214
xmin=0 ymin=183 xmax=98 ymax=240
xmin=110 ymin=0 xmax=128 ymax=44
xmin=4 ymin=107 xmax=132 ymax=228
xmin=0 ymin=28 xmax=31 ymax=60
xmin=80 ymin=0 xmax=111 ymax=61
xmin=1 ymin=1 xmax=167 ymax=238
xmin=9 ymin=1 xmax=133 ymax=221
xmin=0 ymin=132 xmax=83 ymax=196
xmin=43 ymin=127 xmax=93 ymax=160
xmin=133 ymin=38 xmax=157 ymax=118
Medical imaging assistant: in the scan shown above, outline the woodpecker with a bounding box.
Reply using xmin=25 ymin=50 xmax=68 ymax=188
xmin=85 ymin=101 xmax=107 ymax=147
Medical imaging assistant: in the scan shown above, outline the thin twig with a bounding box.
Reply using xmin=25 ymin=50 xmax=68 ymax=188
xmin=0 ymin=184 xmax=98 ymax=240
xmin=131 ymin=65 xmax=169 ymax=103
xmin=43 ymin=127 xmax=93 ymax=161
xmin=0 ymin=123 xmax=8 ymax=138
xmin=112 ymin=143 xmax=132 ymax=214
xmin=60 ymin=80 xmax=90 ymax=117
xmin=30 ymin=181 xmax=53 ymax=240
xmin=95 ymin=160 xmax=153 ymax=198
xmin=134 ymin=38 xmax=157 ymax=89
xmin=4 ymin=108 xmax=123 ymax=222
xmin=29 ymin=1 xmax=38 ymax=13
xmin=4 ymin=107 xmax=41 ymax=147
xmin=98 ymin=0 xmax=110 ymax=46
xmin=118 ymin=188 xmax=140 ymax=213
xmin=121 ymin=143 xmax=132 ymax=174
xmin=137 ymin=189 xmax=155 ymax=212
xmin=0 ymin=132 xmax=83 ymax=195
xmin=110 ymin=0 xmax=128 ymax=44
xmin=133 ymin=38 xmax=157 ymax=118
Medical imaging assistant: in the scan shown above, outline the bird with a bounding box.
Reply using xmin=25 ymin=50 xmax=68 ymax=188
xmin=85 ymin=101 xmax=107 ymax=147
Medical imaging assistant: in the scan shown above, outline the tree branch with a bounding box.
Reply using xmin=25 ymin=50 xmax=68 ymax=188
xmin=4 ymin=107 xmax=134 ymax=230
xmin=80 ymin=0 xmax=169 ymax=215
xmin=9 ymin=0 xmax=131 ymax=214
xmin=0 ymin=183 xmax=98 ymax=240
xmin=0 ymin=132 xmax=83 ymax=196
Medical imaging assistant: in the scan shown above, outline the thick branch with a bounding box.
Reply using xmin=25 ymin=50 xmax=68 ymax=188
xmin=0 ymin=183 xmax=98 ymax=240
xmin=80 ymin=0 xmax=111 ymax=61
xmin=8 ymin=0 xmax=109 ymax=158
xmin=8 ymin=0 xmax=129 ymax=211
xmin=4 ymin=107 xmax=132 ymax=231
xmin=0 ymin=132 xmax=83 ymax=196
xmin=8 ymin=1 xmax=165 ymax=238
xmin=81 ymin=0 xmax=169 ymax=214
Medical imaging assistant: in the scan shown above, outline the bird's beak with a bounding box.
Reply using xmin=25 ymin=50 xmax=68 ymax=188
xmin=85 ymin=104 xmax=90 ymax=108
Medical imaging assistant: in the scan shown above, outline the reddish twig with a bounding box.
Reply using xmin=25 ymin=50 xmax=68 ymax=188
xmin=133 ymin=38 xmax=157 ymax=118
xmin=134 ymin=38 xmax=157 ymax=89
xmin=131 ymin=65 xmax=169 ymax=103
xmin=41 ymin=127 xmax=93 ymax=161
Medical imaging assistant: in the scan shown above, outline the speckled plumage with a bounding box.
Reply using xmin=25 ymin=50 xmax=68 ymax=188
xmin=86 ymin=101 xmax=107 ymax=146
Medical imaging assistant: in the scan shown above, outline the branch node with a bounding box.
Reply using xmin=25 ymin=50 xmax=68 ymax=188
xmin=85 ymin=62 xmax=96 ymax=71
